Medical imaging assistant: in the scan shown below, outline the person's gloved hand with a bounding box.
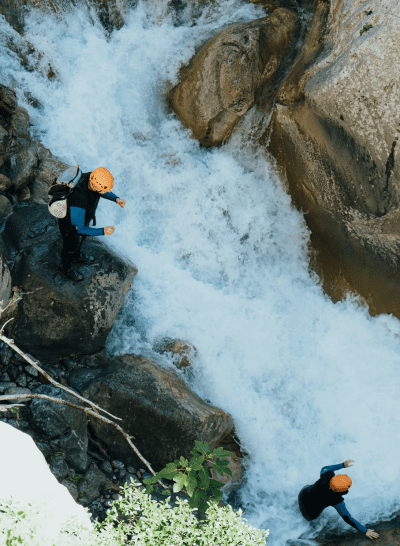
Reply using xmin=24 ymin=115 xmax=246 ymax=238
xmin=365 ymin=529 xmax=379 ymax=539
xmin=343 ymin=460 xmax=354 ymax=468
xmin=104 ymin=226 xmax=115 ymax=235
xmin=116 ymin=198 xmax=125 ymax=208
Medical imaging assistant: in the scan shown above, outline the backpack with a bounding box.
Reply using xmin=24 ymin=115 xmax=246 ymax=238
xmin=48 ymin=165 xmax=82 ymax=218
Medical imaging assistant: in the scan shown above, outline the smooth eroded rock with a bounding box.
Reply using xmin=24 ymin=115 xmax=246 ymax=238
xmin=80 ymin=354 xmax=234 ymax=471
xmin=169 ymin=8 xmax=298 ymax=146
xmin=5 ymin=145 xmax=38 ymax=190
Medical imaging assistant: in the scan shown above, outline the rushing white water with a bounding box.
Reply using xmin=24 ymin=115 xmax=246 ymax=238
xmin=1 ymin=1 xmax=400 ymax=544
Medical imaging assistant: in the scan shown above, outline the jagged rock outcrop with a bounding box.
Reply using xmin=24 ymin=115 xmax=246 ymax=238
xmin=169 ymin=8 xmax=299 ymax=146
xmin=153 ymin=338 xmax=198 ymax=369
xmin=3 ymin=205 xmax=137 ymax=362
xmin=267 ymin=0 xmax=400 ymax=316
xmin=69 ymin=354 xmax=235 ymax=472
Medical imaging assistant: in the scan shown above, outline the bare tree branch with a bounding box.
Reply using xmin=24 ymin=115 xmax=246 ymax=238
xmin=0 ymin=319 xmax=122 ymax=422
xmin=0 ymin=319 xmax=169 ymax=492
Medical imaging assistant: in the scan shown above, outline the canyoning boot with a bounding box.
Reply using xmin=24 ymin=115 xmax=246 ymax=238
xmin=72 ymin=253 xmax=95 ymax=265
xmin=63 ymin=267 xmax=84 ymax=282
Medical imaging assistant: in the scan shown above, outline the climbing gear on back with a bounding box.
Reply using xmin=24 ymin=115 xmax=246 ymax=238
xmin=48 ymin=165 xmax=82 ymax=218
xmin=330 ymin=475 xmax=352 ymax=492
xmin=89 ymin=167 xmax=114 ymax=192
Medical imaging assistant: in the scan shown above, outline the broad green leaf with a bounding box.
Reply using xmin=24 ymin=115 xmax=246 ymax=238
xmin=213 ymin=490 xmax=223 ymax=501
xmin=144 ymin=485 xmax=154 ymax=494
xmin=165 ymin=462 xmax=178 ymax=471
xmin=194 ymin=440 xmax=212 ymax=456
xmin=198 ymin=467 xmax=210 ymax=490
xmin=189 ymin=490 xmax=201 ymax=508
xmin=186 ymin=471 xmax=198 ymax=496
xmin=172 ymin=472 xmax=187 ymax=493
xmin=189 ymin=454 xmax=205 ymax=470
xmin=213 ymin=447 xmax=233 ymax=458
xmin=161 ymin=489 xmax=171 ymax=496
xmin=213 ymin=460 xmax=232 ymax=477
xmin=179 ymin=456 xmax=189 ymax=467
xmin=198 ymin=500 xmax=208 ymax=512
xmin=209 ymin=478 xmax=224 ymax=490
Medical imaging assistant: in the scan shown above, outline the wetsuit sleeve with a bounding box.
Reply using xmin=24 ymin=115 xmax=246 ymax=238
xmin=333 ymin=502 xmax=367 ymax=534
xmin=320 ymin=463 xmax=345 ymax=475
xmin=70 ymin=207 xmax=104 ymax=236
xmin=100 ymin=191 xmax=118 ymax=202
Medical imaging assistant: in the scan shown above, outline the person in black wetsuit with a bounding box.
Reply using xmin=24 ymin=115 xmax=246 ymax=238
xmin=298 ymin=460 xmax=379 ymax=540
xmin=57 ymin=167 xmax=125 ymax=282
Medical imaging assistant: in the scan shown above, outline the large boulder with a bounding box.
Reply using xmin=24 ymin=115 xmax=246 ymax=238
xmin=267 ymin=0 xmax=400 ymax=317
xmin=3 ymin=205 xmax=137 ymax=362
xmin=169 ymin=8 xmax=298 ymax=146
xmin=4 ymin=145 xmax=38 ymax=191
xmin=70 ymin=354 xmax=234 ymax=472
xmin=6 ymin=106 xmax=32 ymax=154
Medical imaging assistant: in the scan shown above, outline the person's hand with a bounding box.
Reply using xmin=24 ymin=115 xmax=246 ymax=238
xmin=343 ymin=460 xmax=354 ymax=468
xmin=104 ymin=226 xmax=115 ymax=235
xmin=365 ymin=529 xmax=379 ymax=539
xmin=116 ymin=198 xmax=125 ymax=208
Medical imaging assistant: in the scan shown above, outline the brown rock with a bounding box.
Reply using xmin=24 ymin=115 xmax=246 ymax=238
xmin=169 ymin=8 xmax=298 ymax=147
xmin=153 ymin=338 xmax=197 ymax=368
xmin=18 ymin=186 xmax=31 ymax=202
xmin=6 ymin=107 xmax=31 ymax=154
xmin=0 ymin=174 xmax=12 ymax=193
xmin=0 ymin=84 xmax=17 ymax=118
xmin=80 ymin=354 xmax=234 ymax=471
xmin=207 ymin=452 xmax=244 ymax=494
xmin=267 ymin=0 xmax=400 ymax=317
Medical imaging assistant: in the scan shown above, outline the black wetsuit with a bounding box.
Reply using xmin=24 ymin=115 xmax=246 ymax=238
xmin=298 ymin=463 xmax=367 ymax=534
xmin=57 ymin=172 xmax=118 ymax=271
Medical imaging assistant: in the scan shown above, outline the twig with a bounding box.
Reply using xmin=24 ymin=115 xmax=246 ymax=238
xmin=0 ymin=319 xmax=169 ymax=492
xmin=0 ymin=319 xmax=121 ymax=422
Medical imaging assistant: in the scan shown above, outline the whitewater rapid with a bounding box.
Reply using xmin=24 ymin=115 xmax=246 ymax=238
xmin=1 ymin=1 xmax=400 ymax=544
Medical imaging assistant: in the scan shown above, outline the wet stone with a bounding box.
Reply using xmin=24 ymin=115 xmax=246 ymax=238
xmin=25 ymin=364 xmax=39 ymax=377
xmin=0 ymin=381 xmax=16 ymax=392
xmin=16 ymin=373 xmax=27 ymax=387
xmin=99 ymin=460 xmax=113 ymax=475
xmin=50 ymin=457 xmax=69 ymax=480
xmin=111 ymin=460 xmax=124 ymax=470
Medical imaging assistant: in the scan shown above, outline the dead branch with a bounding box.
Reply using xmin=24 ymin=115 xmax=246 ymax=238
xmin=0 ymin=319 xmax=169 ymax=492
xmin=0 ymin=318 xmax=122 ymax=422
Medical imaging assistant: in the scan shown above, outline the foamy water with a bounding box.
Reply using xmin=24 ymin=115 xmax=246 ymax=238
xmin=1 ymin=1 xmax=400 ymax=544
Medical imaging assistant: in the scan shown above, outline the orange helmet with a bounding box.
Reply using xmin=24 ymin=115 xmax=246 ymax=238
xmin=330 ymin=474 xmax=352 ymax=492
xmin=89 ymin=168 xmax=114 ymax=192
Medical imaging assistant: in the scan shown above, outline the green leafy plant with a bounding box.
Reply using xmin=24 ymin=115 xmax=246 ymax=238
xmin=11 ymin=408 xmax=18 ymax=414
xmin=360 ymin=24 xmax=373 ymax=36
xmin=142 ymin=440 xmax=232 ymax=512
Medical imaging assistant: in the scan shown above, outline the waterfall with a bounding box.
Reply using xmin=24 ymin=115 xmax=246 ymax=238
xmin=1 ymin=1 xmax=400 ymax=544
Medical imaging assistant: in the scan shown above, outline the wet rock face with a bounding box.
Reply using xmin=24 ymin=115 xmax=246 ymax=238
xmin=3 ymin=205 xmax=138 ymax=363
xmin=267 ymin=0 xmax=400 ymax=316
xmin=169 ymin=8 xmax=298 ymax=147
xmin=77 ymin=354 xmax=234 ymax=471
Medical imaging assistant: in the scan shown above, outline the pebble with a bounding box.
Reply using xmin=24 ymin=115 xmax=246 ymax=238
xmin=24 ymin=365 xmax=39 ymax=377
xmin=0 ymin=381 xmax=16 ymax=393
xmin=0 ymin=373 xmax=11 ymax=382
xmin=16 ymin=373 xmax=27 ymax=387
xmin=127 ymin=466 xmax=137 ymax=474
xmin=99 ymin=460 xmax=113 ymax=475
xmin=111 ymin=460 xmax=124 ymax=470
xmin=119 ymin=468 xmax=126 ymax=478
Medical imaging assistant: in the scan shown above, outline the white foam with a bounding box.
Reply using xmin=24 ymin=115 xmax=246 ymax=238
xmin=0 ymin=1 xmax=399 ymax=544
